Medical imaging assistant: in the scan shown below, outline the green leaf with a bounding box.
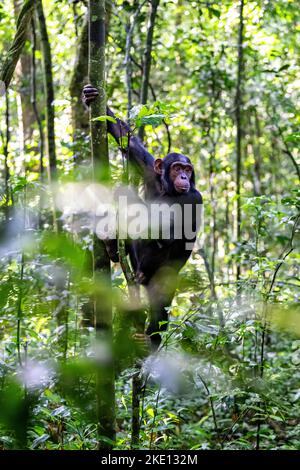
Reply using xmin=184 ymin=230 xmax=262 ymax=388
xmin=140 ymin=114 xmax=165 ymax=127
xmin=278 ymin=64 xmax=290 ymax=72
xmin=208 ymin=7 xmax=221 ymax=18
xmin=285 ymin=133 xmax=300 ymax=143
xmin=147 ymin=407 xmax=155 ymax=418
xmin=91 ymin=115 xmax=117 ymax=123
xmin=0 ymin=283 xmax=12 ymax=309
xmin=129 ymin=104 xmax=147 ymax=120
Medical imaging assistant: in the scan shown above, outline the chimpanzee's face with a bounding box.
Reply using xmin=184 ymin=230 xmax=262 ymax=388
xmin=169 ymin=161 xmax=193 ymax=193
xmin=154 ymin=153 xmax=195 ymax=195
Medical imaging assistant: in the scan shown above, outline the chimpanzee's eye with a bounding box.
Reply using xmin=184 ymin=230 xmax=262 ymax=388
xmin=173 ymin=165 xmax=181 ymax=172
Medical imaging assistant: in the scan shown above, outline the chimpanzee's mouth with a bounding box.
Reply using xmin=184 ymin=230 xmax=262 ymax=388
xmin=175 ymin=185 xmax=189 ymax=193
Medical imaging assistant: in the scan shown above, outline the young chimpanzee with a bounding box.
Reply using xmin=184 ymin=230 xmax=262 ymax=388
xmin=82 ymin=85 xmax=203 ymax=350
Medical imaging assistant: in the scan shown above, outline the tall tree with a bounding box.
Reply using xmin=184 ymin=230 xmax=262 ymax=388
xmin=234 ymin=0 xmax=245 ymax=282
xmin=3 ymin=92 xmax=11 ymax=221
xmin=88 ymin=0 xmax=115 ymax=448
xmin=124 ymin=0 xmax=145 ymax=119
xmin=138 ymin=0 xmax=160 ymax=141
xmin=69 ymin=5 xmax=111 ymax=146
xmin=36 ymin=0 xmax=56 ymax=183
xmin=13 ymin=0 xmax=36 ymax=144
xmin=31 ymin=17 xmax=44 ymax=179
xmin=69 ymin=18 xmax=89 ymax=143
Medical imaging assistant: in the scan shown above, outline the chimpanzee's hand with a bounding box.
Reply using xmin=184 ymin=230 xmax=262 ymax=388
xmin=82 ymin=84 xmax=99 ymax=106
xmin=135 ymin=270 xmax=147 ymax=285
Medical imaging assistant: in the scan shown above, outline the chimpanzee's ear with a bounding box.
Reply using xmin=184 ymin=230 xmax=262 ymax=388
xmin=154 ymin=158 xmax=163 ymax=174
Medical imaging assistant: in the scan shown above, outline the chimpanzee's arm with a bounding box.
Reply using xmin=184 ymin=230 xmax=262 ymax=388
xmin=82 ymin=85 xmax=155 ymax=176
xmin=106 ymin=107 xmax=155 ymax=175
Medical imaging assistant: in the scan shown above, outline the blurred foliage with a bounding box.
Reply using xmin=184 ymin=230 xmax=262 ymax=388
xmin=0 ymin=0 xmax=299 ymax=451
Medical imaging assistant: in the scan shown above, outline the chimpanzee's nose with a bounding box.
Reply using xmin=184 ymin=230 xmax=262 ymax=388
xmin=181 ymin=174 xmax=187 ymax=180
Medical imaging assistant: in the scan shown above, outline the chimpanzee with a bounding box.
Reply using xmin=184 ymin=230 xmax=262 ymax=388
xmin=82 ymin=85 xmax=203 ymax=350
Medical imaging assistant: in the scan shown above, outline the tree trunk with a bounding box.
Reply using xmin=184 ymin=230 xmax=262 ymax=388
xmin=209 ymin=146 xmax=217 ymax=295
xmin=124 ymin=0 xmax=144 ymax=119
xmin=31 ymin=17 xmax=44 ymax=179
xmin=251 ymin=109 xmax=261 ymax=196
xmin=13 ymin=0 xmax=36 ymax=144
xmin=69 ymin=18 xmax=89 ymax=143
xmin=0 ymin=0 xmax=35 ymax=89
xmin=36 ymin=0 xmax=56 ymax=183
xmin=69 ymin=6 xmax=111 ymax=147
xmin=138 ymin=0 xmax=160 ymax=141
xmin=234 ymin=0 xmax=244 ymax=282
xmin=88 ymin=0 xmax=115 ymax=449
xmin=3 ymin=92 xmax=11 ymax=221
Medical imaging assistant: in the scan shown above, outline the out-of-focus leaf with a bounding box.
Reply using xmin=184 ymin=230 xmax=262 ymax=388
xmin=91 ymin=115 xmax=117 ymax=123
xmin=32 ymin=434 xmax=49 ymax=448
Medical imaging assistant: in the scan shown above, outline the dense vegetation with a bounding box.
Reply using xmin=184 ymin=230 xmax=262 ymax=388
xmin=0 ymin=0 xmax=299 ymax=451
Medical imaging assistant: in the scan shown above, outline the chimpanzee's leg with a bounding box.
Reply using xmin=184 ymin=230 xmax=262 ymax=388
xmin=104 ymin=239 xmax=119 ymax=262
xmin=145 ymin=268 xmax=178 ymax=350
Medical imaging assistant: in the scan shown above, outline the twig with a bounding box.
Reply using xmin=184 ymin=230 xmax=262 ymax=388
xmin=124 ymin=0 xmax=147 ymax=119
